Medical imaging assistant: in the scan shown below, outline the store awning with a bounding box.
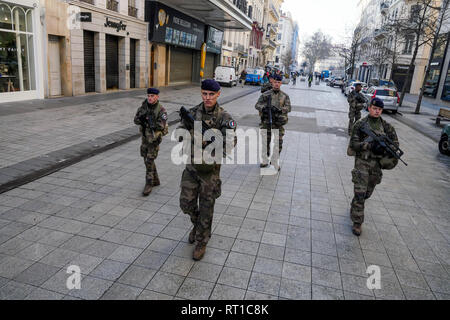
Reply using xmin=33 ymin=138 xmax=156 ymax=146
xmin=154 ymin=0 xmax=252 ymax=31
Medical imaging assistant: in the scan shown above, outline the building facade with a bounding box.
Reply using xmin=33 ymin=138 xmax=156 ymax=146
xmin=0 ymin=0 xmax=46 ymax=102
xmin=273 ymin=11 xmax=297 ymax=73
xmin=60 ymin=0 xmax=149 ymax=97
xmin=261 ymin=0 xmax=282 ymax=67
xmin=354 ymin=0 xmax=433 ymax=94
xmin=147 ymin=0 xmax=252 ymax=86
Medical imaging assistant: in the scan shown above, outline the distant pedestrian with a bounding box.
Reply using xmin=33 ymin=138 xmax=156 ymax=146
xmin=134 ymin=88 xmax=169 ymax=196
xmin=239 ymin=70 xmax=247 ymax=88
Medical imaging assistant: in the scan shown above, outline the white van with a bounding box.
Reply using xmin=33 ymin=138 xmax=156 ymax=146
xmin=214 ymin=66 xmax=238 ymax=87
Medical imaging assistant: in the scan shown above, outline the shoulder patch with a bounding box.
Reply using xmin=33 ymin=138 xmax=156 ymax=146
xmin=228 ymin=119 xmax=237 ymax=129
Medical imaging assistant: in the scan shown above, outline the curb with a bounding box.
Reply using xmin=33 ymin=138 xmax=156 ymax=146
xmin=390 ymin=113 xmax=440 ymax=143
xmin=0 ymin=87 xmax=260 ymax=194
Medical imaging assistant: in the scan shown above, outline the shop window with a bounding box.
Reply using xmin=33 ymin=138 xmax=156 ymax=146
xmin=0 ymin=3 xmax=35 ymax=93
xmin=441 ymin=65 xmax=450 ymax=101
xmin=0 ymin=4 xmax=12 ymax=30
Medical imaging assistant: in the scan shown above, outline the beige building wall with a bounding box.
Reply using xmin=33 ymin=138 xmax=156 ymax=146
xmin=43 ymin=0 xmax=73 ymax=97
xmin=67 ymin=0 xmax=148 ymax=95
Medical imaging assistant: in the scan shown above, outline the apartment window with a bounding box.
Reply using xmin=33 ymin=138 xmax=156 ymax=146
xmin=403 ymin=35 xmax=414 ymax=54
xmin=410 ymin=5 xmax=421 ymax=23
xmin=107 ymin=0 xmax=119 ymax=12
xmin=277 ymin=33 xmax=281 ymax=41
xmin=128 ymin=0 xmax=138 ymax=18
xmin=80 ymin=0 xmax=95 ymax=4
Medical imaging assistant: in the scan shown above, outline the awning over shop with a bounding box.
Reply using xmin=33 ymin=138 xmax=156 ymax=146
xmin=153 ymin=0 xmax=252 ymax=31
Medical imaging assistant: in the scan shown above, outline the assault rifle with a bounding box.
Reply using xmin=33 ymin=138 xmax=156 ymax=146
xmin=179 ymin=106 xmax=216 ymax=144
xmin=360 ymin=122 xmax=407 ymax=166
xmin=262 ymin=95 xmax=282 ymax=129
xmin=139 ymin=112 xmax=157 ymax=137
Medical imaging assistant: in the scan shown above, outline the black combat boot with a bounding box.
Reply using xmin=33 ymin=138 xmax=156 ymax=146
xmin=142 ymin=182 xmax=152 ymax=196
xmin=193 ymin=243 xmax=207 ymax=261
xmin=352 ymin=223 xmax=362 ymax=236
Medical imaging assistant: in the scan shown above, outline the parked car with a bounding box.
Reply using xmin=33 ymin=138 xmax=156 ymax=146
xmin=214 ymin=66 xmax=238 ymax=87
xmin=345 ymin=81 xmax=367 ymax=96
xmin=364 ymin=86 xmax=399 ymax=113
xmin=439 ymin=124 xmax=450 ymax=155
xmin=299 ymin=75 xmax=307 ymax=82
xmin=330 ymin=77 xmax=344 ymax=88
xmin=342 ymin=79 xmax=355 ymax=94
xmin=368 ymin=78 xmax=397 ymax=90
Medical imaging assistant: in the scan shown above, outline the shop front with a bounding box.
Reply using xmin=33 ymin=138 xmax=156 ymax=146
xmin=146 ymin=1 xmax=207 ymax=86
xmin=423 ymin=33 xmax=449 ymax=98
xmin=0 ymin=0 xmax=45 ymax=102
xmin=69 ymin=2 xmax=148 ymax=95
xmin=392 ymin=64 xmax=415 ymax=93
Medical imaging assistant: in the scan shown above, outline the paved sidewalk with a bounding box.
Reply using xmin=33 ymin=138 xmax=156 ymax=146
xmin=394 ymin=95 xmax=449 ymax=143
xmin=0 ymin=82 xmax=448 ymax=300
xmin=0 ymin=85 xmax=260 ymax=193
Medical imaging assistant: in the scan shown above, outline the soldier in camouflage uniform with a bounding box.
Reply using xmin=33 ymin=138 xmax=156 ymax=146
xmin=134 ymin=88 xmax=169 ymax=196
xmin=261 ymin=73 xmax=273 ymax=93
xmin=347 ymin=82 xmax=367 ymax=135
xmin=348 ymin=98 xmax=399 ymax=236
xmin=179 ymin=79 xmax=237 ymax=260
xmin=255 ymin=74 xmax=291 ymax=169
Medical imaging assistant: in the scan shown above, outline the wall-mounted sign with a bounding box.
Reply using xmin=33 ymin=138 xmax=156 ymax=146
xmin=104 ymin=17 xmax=127 ymax=32
xmin=206 ymin=26 xmax=223 ymax=54
xmin=79 ymin=12 xmax=92 ymax=22
xmin=146 ymin=2 xmax=204 ymax=50
xmin=431 ymin=62 xmax=440 ymax=66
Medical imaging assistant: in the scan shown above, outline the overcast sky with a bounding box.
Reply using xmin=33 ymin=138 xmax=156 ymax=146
xmin=281 ymin=0 xmax=361 ymax=45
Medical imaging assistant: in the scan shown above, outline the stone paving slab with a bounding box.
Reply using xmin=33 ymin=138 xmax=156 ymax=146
xmin=0 ymin=82 xmax=449 ymax=300
xmin=0 ymin=86 xmax=259 ymax=194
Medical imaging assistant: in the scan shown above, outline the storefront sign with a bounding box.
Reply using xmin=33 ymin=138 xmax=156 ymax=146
xmin=104 ymin=17 xmax=127 ymax=32
xmin=146 ymin=2 xmax=204 ymax=50
xmin=206 ymin=26 xmax=223 ymax=54
xmin=431 ymin=62 xmax=440 ymax=66
xmin=79 ymin=12 xmax=92 ymax=22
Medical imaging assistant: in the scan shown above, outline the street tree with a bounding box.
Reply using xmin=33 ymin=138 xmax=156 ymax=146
xmin=392 ymin=0 xmax=447 ymax=107
xmin=416 ymin=0 xmax=450 ymax=113
xmin=333 ymin=27 xmax=363 ymax=79
xmin=302 ymin=31 xmax=332 ymax=73
xmin=281 ymin=50 xmax=294 ymax=74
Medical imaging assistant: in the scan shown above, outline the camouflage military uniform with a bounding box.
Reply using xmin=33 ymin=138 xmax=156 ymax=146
xmin=347 ymin=90 xmax=367 ymax=135
xmin=179 ymin=103 xmax=237 ymax=246
xmin=134 ymin=100 xmax=169 ymax=187
xmin=348 ymin=115 xmax=399 ymax=225
xmin=261 ymin=81 xmax=272 ymax=93
xmin=255 ymin=89 xmax=291 ymax=159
